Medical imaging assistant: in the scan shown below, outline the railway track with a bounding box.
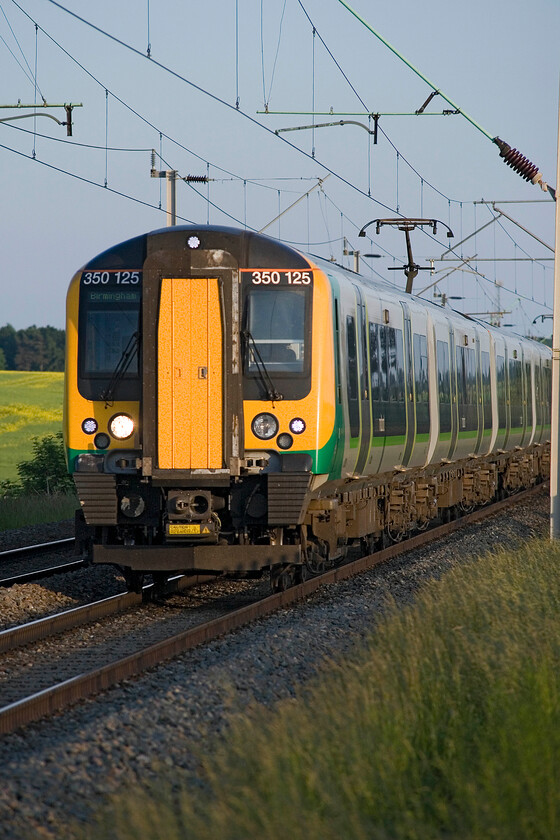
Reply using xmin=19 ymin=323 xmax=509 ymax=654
xmin=0 ymin=483 xmax=546 ymax=736
xmin=0 ymin=538 xmax=77 ymax=588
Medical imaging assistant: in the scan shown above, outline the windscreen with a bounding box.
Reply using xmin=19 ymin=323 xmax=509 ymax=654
xmin=83 ymin=296 xmax=140 ymax=375
xmin=246 ymin=286 xmax=307 ymax=374
xmin=78 ymin=272 xmax=141 ymax=399
xmin=241 ymin=269 xmax=313 ymax=401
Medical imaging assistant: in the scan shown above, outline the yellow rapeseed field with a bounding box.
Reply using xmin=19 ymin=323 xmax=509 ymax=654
xmin=0 ymin=371 xmax=64 ymax=481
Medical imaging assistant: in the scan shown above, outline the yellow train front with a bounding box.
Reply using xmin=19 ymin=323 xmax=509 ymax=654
xmin=64 ymin=225 xmax=336 ymax=591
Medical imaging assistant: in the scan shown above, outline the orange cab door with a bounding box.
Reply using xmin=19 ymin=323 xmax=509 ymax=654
xmin=157 ymin=277 xmax=223 ymax=469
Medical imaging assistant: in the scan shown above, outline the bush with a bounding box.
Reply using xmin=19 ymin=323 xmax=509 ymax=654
xmin=0 ymin=478 xmax=23 ymax=499
xmin=15 ymin=431 xmax=74 ymax=495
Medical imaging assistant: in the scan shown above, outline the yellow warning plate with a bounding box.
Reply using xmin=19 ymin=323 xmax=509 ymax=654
xmin=169 ymin=523 xmax=201 ymax=535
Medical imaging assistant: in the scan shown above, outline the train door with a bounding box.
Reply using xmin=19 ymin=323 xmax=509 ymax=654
xmin=345 ymin=306 xmax=361 ymax=469
xmin=503 ymin=345 xmax=511 ymax=449
xmin=544 ymin=358 xmax=552 ymax=440
xmin=534 ymin=357 xmax=543 ymax=444
xmin=377 ymin=302 xmax=407 ymax=474
xmin=474 ymin=336 xmax=483 ymax=454
xmin=508 ymin=346 xmax=524 ymax=448
xmin=141 ymin=253 xmax=242 ymax=483
xmin=410 ymin=313 xmax=430 ymax=468
xmin=447 ymin=324 xmax=459 ymax=459
xmin=401 ymin=302 xmax=415 ymax=467
xmin=156 ymin=277 xmax=224 ymax=469
xmin=367 ymin=314 xmax=386 ymax=475
xmin=354 ymin=287 xmax=372 ymax=475
xmin=433 ymin=321 xmax=453 ymax=463
xmin=494 ymin=336 xmax=508 ymax=451
xmin=480 ymin=344 xmax=492 ymax=454
xmin=521 ymin=352 xmax=533 ymax=446
xmin=454 ymin=329 xmax=478 ymax=460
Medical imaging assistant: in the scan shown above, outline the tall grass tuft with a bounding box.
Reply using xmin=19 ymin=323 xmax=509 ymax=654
xmin=0 ymin=493 xmax=77 ymax=530
xmin=88 ymin=539 xmax=560 ymax=840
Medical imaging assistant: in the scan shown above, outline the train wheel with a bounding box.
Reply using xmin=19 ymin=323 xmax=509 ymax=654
xmin=360 ymin=534 xmax=376 ymax=557
xmin=123 ymin=569 xmax=145 ymax=594
xmin=294 ymin=563 xmax=309 ymax=584
xmin=151 ymin=572 xmax=169 ymax=597
xmin=305 ymin=542 xmax=329 ymax=575
xmin=270 ymin=567 xmax=294 ymax=593
xmin=386 ymin=526 xmax=405 ymax=544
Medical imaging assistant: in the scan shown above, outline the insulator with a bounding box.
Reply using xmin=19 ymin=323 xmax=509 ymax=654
xmin=185 ymin=174 xmax=208 ymax=183
xmin=151 ymin=149 xmax=156 ymax=169
xmin=493 ymin=136 xmax=541 ymax=183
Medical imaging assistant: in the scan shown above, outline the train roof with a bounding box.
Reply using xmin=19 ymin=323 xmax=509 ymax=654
xmin=78 ymin=224 xmax=550 ymax=356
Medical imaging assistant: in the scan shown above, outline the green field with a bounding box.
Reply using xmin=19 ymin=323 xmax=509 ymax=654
xmin=0 ymin=371 xmax=64 ymax=481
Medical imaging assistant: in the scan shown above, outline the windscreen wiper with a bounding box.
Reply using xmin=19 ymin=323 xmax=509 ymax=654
xmin=101 ymin=331 xmax=140 ymax=407
xmin=242 ymin=330 xmax=283 ymax=401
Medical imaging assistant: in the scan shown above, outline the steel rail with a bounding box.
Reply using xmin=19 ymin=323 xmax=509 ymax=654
xmin=0 ymin=559 xmax=86 ymax=588
xmin=0 ymin=538 xmax=74 ymax=561
xmin=0 ymin=483 xmax=545 ymax=736
xmin=0 ymin=573 xmax=215 ymax=655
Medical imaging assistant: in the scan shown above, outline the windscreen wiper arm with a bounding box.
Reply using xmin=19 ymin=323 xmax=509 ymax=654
xmin=242 ymin=330 xmax=283 ymax=401
xmin=101 ymin=331 xmax=140 ymax=407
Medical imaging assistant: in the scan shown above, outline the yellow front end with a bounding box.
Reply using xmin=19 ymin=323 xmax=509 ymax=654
xmin=243 ymin=269 xmax=336 ymax=474
xmin=64 ymin=272 xmax=140 ymax=474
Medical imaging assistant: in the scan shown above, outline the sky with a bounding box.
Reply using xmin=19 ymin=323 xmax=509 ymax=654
xmin=0 ymin=0 xmax=559 ymax=336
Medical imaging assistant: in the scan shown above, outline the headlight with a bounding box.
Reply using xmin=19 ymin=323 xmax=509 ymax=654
xmin=109 ymin=414 xmax=135 ymax=440
xmin=251 ymin=413 xmax=279 ymax=440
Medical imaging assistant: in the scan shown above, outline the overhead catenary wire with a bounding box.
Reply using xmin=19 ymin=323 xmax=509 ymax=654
xmin=336 ymin=0 xmax=554 ymax=197
xmin=6 ymin=0 xmax=554 ymax=324
xmin=0 ymin=118 xmax=154 ymax=152
xmin=0 ymin=1 xmax=45 ymax=97
xmin=265 ymin=0 xmax=287 ymax=107
xmin=31 ymin=0 xmax=398 ymax=215
xmin=0 ymin=137 xmax=198 ymax=222
xmin=12 ymin=0 xmax=557 ymax=224
xmin=282 ymin=2 xmax=470 ymax=210
xmin=6 ymin=0 xmax=331 ymax=212
xmin=27 ymin=0 xmax=484 ymax=246
xmin=336 ymin=0 xmax=491 ymax=140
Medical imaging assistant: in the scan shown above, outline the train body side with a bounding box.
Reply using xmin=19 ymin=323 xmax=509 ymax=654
xmin=318 ymin=258 xmax=551 ymax=479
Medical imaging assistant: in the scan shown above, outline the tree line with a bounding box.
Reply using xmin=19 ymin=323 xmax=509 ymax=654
xmin=0 ymin=324 xmax=65 ymax=371
xmin=0 ymin=322 xmax=550 ymax=372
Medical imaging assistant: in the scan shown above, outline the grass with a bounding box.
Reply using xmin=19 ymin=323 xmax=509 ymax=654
xmin=88 ymin=537 xmax=560 ymax=840
xmin=0 ymin=371 xmax=64 ymax=481
xmin=0 ymin=492 xmax=77 ymax=530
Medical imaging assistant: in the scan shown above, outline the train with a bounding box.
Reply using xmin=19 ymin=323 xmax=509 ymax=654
xmin=63 ymin=224 xmax=551 ymax=592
